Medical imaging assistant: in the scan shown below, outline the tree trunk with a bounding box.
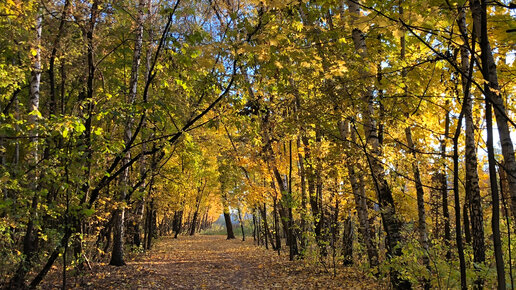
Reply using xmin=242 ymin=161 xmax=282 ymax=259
xmin=9 ymin=10 xmax=43 ymax=289
xmin=237 ymin=206 xmax=245 ymax=241
xmin=273 ymin=195 xmax=281 ymax=252
xmin=472 ymin=0 xmax=507 ymax=287
xmin=405 ymin=126 xmax=431 ymax=286
xmin=339 ymin=120 xmax=378 ymax=268
xmin=315 ymin=130 xmax=326 ymax=257
xmin=133 ymin=201 xmax=144 ymax=247
xmin=453 ymin=135 xmax=467 ymax=290
xmin=302 ymin=134 xmax=325 ymax=255
xmin=224 ymin=196 xmax=235 ymax=239
xmin=273 ymin=166 xmax=299 ymax=259
xmin=262 ymin=131 xmax=296 ymax=258
xmin=190 ymin=209 xmax=199 ymax=236
xmin=199 ymin=207 xmax=209 ymax=232
xmin=399 ymin=6 xmax=430 ymax=280
xmin=110 ymin=208 xmax=126 ymax=266
xmin=259 ymin=203 xmax=275 ymax=250
xmin=441 ymin=108 xmax=451 ymax=256
xmin=256 ymin=211 xmax=262 ymax=246
xmin=342 ymin=213 xmax=354 ymax=266
xmin=252 ymin=212 xmax=257 ymax=242
xmin=48 ymin=0 xmax=69 ymax=116
xmin=190 ymin=193 xmax=202 ymax=236
xmin=472 ymin=0 xmax=516 ymax=227
xmin=347 ymin=2 xmax=410 ymax=288
xmin=484 ymin=98 xmax=506 ymax=290
xmin=297 ymin=135 xmax=308 ymax=254
xmin=145 ymin=199 xmax=155 ymax=250
xmin=287 ymin=140 xmax=297 ymax=260
xmin=471 ymin=3 xmax=506 ymax=288
xmin=110 ymin=0 xmax=145 ymax=266
xmin=173 ymin=210 xmax=183 ymax=238
xmin=463 ymin=203 xmax=472 ymax=244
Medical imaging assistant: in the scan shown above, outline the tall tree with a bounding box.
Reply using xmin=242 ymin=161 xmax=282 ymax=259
xmin=347 ymin=1 xmax=410 ymax=288
xmin=472 ymin=0 xmax=506 ymax=287
xmin=458 ymin=4 xmax=485 ymax=287
xmin=110 ymin=0 xmax=146 ymax=266
xmin=8 ymin=7 xmax=42 ymax=289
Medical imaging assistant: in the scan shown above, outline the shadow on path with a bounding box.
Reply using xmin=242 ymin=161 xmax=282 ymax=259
xmin=43 ymin=235 xmax=380 ymax=289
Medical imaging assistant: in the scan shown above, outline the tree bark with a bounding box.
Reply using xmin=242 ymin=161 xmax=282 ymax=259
xmin=223 ymin=194 xmax=235 ymax=239
xmin=110 ymin=0 xmax=146 ymax=266
xmin=342 ymin=213 xmax=354 ymax=266
xmin=484 ymin=98 xmax=506 ymax=289
xmin=237 ymin=206 xmax=245 ymax=241
xmin=144 ymin=199 xmax=155 ymax=250
xmin=315 ymin=130 xmax=326 ymax=256
xmin=440 ymin=108 xmax=451 ymax=256
xmin=405 ymin=123 xmax=431 ymax=289
xmin=297 ymin=135 xmax=308 ymax=254
xmin=339 ymin=120 xmax=378 ymax=268
xmin=347 ymin=2 xmax=410 ymax=288
xmin=472 ymin=0 xmax=516 ymax=225
xmin=472 ymin=1 xmax=506 ymax=287
xmin=252 ymin=211 xmax=257 ymax=242
xmin=256 ymin=210 xmax=262 ymax=246
xmin=173 ymin=210 xmax=183 ymax=238
xmin=190 ymin=188 xmax=203 ymax=236
xmin=453 ymin=131 xmax=467 ymax=289
xmin=259 ymin=203 xmax=275 ymax=250
xmin=9 ymin=10 xmax=43 ymax=288
xmin=302 ymin=134 xmax=325 ymax=255
xmin=399 ymin=6 xmax=430 ymax=277
xmin=460 ymin=13 xmax=486 ymax=272
xmin=272 ymin=194 xmax=281 ymax=252
xmin=48 ymin=0 xmax=69 ymax=117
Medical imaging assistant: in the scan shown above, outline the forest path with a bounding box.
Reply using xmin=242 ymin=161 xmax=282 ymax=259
xmin=52 ymin=235 xmax=379 ymax=289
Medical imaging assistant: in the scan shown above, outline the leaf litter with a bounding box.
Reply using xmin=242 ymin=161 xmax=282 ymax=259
xmin=40 ymin=235 xmax=381 ymax=289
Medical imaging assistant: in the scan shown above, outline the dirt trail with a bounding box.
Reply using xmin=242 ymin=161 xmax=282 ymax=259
xmin=43 ymin=235 xmax=379 ymax=289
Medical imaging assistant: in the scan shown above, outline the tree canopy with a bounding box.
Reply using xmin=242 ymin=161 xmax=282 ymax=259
xmin=1 ymin=0 xmax=515 ymax=288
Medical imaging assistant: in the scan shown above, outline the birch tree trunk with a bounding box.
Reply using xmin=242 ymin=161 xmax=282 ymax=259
xmin=440 ymin=108 xmax=451 ymax=255
xmin=133 ymin=0 xmax=154 ymax=248
xmin=110 ymin=0 xmax=146 ymax=266
xmin=458 ymin=6 xmax=486 ymax=287
xmin=9 ymin=9 xmax=43 ymax=289
xmin=346 ymin=1 xmax=410 ymax=288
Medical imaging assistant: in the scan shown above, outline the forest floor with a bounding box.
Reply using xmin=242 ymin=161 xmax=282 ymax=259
xmin=41 ymin=235 xmax=381 ymax=289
